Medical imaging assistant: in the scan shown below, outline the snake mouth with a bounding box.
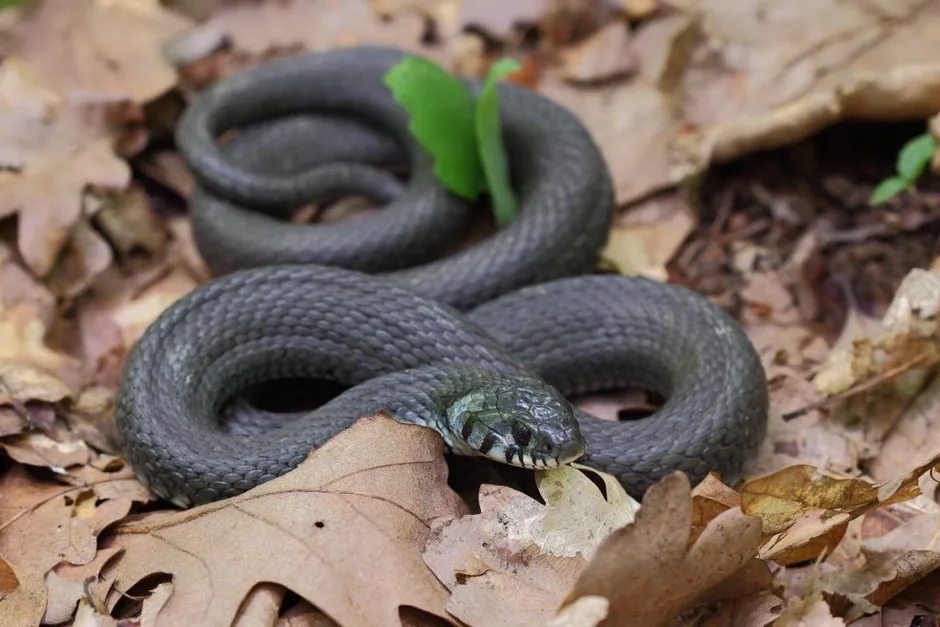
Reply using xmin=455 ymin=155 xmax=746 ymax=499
xmin=491 ymin=438 xmax=586 ymax=470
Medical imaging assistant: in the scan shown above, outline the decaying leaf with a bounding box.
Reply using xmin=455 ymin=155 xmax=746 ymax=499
xmin=98 ymin=413 xmax=466 ymax=626
xmin=741 ymin=454 xmax=940 ymax=564
xmin=560 ymin=472 xmax=769 ymax=627
xmin=0 ymin=463 xmax=150 ymax=627
xmin=422 ymin=463 xmax=637 ymax=627
xmin=0 ymin=60 xmax=131 ymax=279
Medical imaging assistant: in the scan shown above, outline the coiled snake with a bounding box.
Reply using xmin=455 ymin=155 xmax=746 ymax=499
xmin=115 ymin=46 xmax=769 ymax=508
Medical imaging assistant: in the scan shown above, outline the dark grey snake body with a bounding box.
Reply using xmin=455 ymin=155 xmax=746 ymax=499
xmin=115 ymin=46 xmax=769 ymax=508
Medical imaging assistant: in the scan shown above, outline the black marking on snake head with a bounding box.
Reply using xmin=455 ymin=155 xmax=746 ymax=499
xmin=461 ymin=419 xmax=474 ymax=442
xmin=479 ymin=431 xmax=498 ymax=455
xmin=504 ymin=445 xmax=518 ymax=464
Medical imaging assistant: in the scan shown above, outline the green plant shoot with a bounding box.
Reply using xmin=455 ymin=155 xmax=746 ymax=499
xmin=383 ymin=57 xmax=484 ymax=199
xmin=384 ymin=55 xmax=522 ymax=225
xmin=476 ymin=58 xmax=522 ymax=227
xmin=870 ymin=131 xmax=937 ymax=206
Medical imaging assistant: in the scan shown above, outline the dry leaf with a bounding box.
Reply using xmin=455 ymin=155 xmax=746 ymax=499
xmin=7 ymin=0 xmax=193 ymax=103
xmin=815 ymin=511 xmax=940 ymax=619
xmin=0 ymin=60 xmax=130 ymax=278
xmin=0 ymin=432 xmax=91 ymax=470
xmin=559 ymin=19 xmax=638 ymax=84
xmin=742 ymin=455 xmax=940 ymax=564
xmin=674 ymin=0 xmax=940 ymax=166
xmin=422 ymin=463 xmax=637 ymax=627
xmin=699 ymin=591 xmax=782 ymax=627
xmin=43 ymin=546 xmax=123 ymax=624
xmin=98 ymin=414 xmax=466 ymax=627
xmin=560 ymin=472 xmax=767 ymax=627
xmin=602 ymin=194 xmax=697 ymax=280
xmin=0 ymin=464 xmax=148 ymax=627
xmin=0 ymin=296 xmax=83 ymax=403
xmin=215 ymin=0 xmax=445 ymax=63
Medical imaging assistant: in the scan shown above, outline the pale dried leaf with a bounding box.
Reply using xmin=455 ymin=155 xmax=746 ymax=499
xmin=561 ymin=472 xmax=766 ymax=627
xmin=674 ymin=0 xmax=940 ymax=166
xmin=99 ymin=414 xmax=465 ymax=627
xmin=0 ymin=464 xmax=146 ymax=627
xmin=0 ymin=61 xmax=130 ymax=277
xmin=699 ymin=592 xmax=782 ymax=627
xmin=215 ymin=0 xmax=445 ymax=63
xmin=9 ymin=0 xmax=193 ymax=102
xmin=423 ymin=484 xmax=588 ymax=627
xmin=0 ymin=296 xmax=83 ymax=402
xmin=602 ymin=194 xmax=696 ymax=280
xmin=546 ymin=596 xmax=609 ymax=627
xmin=558 ymin=19 xmax=638 ymax=83
xmin=742 ymin=455 xmax=940 ymax=563
xmin=0 ymin=432 xmax=91 ymax=470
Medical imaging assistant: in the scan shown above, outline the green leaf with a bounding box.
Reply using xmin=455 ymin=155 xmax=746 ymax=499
xmin=896 ymin=133 xmax=937 ymax=182
xmin=869 ymin=176 xmax=910 ymax=206
xmin=383 ymin=56 xmax=484 ymax=200
xmin=475 ymin=58 xmax=522 ymax=227
xmin=0 ymin=0 xmax=30 ymax=8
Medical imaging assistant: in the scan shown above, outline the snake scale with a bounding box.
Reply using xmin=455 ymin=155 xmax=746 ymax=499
xmin=115 ymin=46 xmax=769 ymax=508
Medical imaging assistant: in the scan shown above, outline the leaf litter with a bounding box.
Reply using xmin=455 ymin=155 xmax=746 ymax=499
xmin=2 ymin=0 xmax=940 ymax=625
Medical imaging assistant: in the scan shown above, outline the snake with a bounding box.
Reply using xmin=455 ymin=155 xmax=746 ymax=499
xmin=115 ymin=45 xmax=769 ymax=509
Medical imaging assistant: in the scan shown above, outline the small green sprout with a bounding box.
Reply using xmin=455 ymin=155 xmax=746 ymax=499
xmin=870 ymin=132 xmax=937 ymax=206
xmin=383 ymin=55 xmax=522 ymax=227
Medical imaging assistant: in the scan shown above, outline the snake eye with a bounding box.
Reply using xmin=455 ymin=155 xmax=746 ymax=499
xmin=512 ymin=424 xmax=532 ymax=446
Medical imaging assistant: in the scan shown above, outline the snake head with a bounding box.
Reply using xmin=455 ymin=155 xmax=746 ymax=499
xmin=445 ymin=375 xmax=586 ymax=470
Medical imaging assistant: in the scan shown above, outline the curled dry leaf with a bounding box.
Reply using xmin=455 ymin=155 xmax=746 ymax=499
xmin=821 ymin=511 xmax=940 ymax=620
xmin=560 ymin=472 xmax=769 ymax=627
xmin=741 ymin=454 xmax=940 ymax=564
xmin=601 ymin=193 xmax=697 ymax=280
xmin=0 ymin=462 xmax=151 ymax=627
xmin=422 ymin=462 xmax=637 ymax=627
xmin=0 ymin=60 xmax=130 ymax=279
xmin=0 ymin=432 xmax=91 ymax=470
xmin=98 ymin=413 xmax=466 ymax=627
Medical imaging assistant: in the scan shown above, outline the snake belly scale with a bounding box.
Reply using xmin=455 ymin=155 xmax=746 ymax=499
xmin=115 ymin=46 xmax=769 ymax=508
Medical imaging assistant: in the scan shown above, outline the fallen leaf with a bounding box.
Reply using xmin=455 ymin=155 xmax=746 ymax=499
xmin=699 ymin=591 xmax=782 ymax=627
xmin=774 ymin=588 xmax=846 ymax=627
xmin=422 ymin=464 xmax=636 ymax=627
xmin=0 ymin=555 xmax=17 ymax=599
xmin=71 ymin=598 xmax=118 ymax=627
xmin=869 ymin=374 xmax=940 ymax=494
xmin=602 ymin=193 xmax=697 ymax=279
xmin=560 ymin=472 xmax=768 ymax=627
xmin=0 ymin=60 xmax=131 ymax=278
xmin=818 ymin=511 xmax=940 ymax=619
xmin=0 ymin=294 xmax=83 ymax=403
xmin=546 ymin=596 xmax=609 ymax=627
xmin=559 ymin=18 xmax=638 ymax=84
xmin=98 ymin=414 xmax=466 ymax=627
xmin=43 ymin=546 xmax=123 ymax=625
xmin=674 ymin=0 xmax=940 ymax=166
xmin=7 ymin=0 xmax=194 ymax=103
xmin=741 ymin=454 xmax=940 ymax=563
xmin=0 ymin=432 xmax=91 ymax=470
xmin=0 ymin=464 xmax=148 ymax=627
xmin=215 ymin=0 xmax=445 ymax=63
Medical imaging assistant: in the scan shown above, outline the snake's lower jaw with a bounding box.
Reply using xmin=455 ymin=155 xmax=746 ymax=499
xmin=491 ymin=438 xmax=586 ymax=470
